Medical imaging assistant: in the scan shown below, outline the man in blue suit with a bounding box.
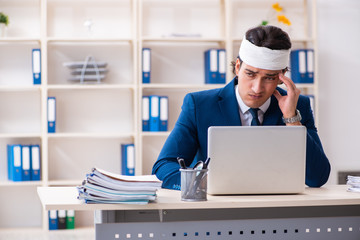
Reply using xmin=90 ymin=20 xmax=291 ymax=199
xmin=152 ymin=25 xmax=330 ymax=190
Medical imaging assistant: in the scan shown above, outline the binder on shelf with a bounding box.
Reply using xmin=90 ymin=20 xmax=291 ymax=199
xmin=7 ymin=144 xmax=22 ymax=181
xmin=66 ymin=210 xmax=75 ymax=229
xmin=159 ymin=96 xmax=168 ymax=132
xmin=57 ymin=210 xmax=67 ymax=229
xmin=31 ymin=145 xmax=41 ymax=181
xmin=290 ymin=49 xmax=307 ymax=83
xmin=21 ymin=145 xmax=31 ymax=181
xmin=7 ymin=145 xmax=13 ymax=181
xmin=47 ymin=97 xmax=56 ymax=133
xmin=121 ymin=144 xmax=135 ymax=176
xmin=204 ymin=49 xmax=218 ymax=84
xmin=48 ymin=210 xmax=58 ymax=230
xmin=149 ymin=95 xmax=160 ymax=131
xmin=306 ymin=49 xmax=314 ymax=84
xmin=142 ymin=48 xmax=151 ymax=84
xmin=32 ymin=48 xmax=41 ymax=85
xmin=217 ymin=49 xmax=226 ymax=84
xmin=142 ymin=96 xmax=150 ymax=131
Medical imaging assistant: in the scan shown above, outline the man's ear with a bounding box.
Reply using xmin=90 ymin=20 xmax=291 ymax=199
xmin=235 ymin=58 xmax=241 ymax=75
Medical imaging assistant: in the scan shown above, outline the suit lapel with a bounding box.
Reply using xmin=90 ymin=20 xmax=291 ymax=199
xmin=217 ymin=78 xmax=242 ymax=126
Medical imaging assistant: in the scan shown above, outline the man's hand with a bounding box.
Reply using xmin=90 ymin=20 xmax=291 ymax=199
xmin=273 ymin=73 xmax=301 ymax=125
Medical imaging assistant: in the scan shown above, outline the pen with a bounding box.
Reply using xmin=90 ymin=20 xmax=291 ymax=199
xmin=177 ymin=157 xmax=187 ymax=169
xmin=193 ymin=161 xmax=204 ymax=170
xmin=203 ymin=157 xmax=211 ymax=169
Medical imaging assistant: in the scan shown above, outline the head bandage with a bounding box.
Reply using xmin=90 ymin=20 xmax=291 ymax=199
xmin=239 ymin=37 xmax=290 ymax=70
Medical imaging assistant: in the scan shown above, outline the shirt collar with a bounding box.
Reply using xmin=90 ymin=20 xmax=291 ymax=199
xmin=235 ymin=85 xmax=271 ymax=114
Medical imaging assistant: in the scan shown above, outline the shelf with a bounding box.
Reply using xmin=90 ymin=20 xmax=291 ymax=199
xmin=0 ymin=181 xmax=42 ymax=187
xmin=48 ymin=180 xmax=82 ymax=186
xmin=141 ymin=36 xmax=226 ymax=43
xmin=47 ymin=132 xmax=135 ymax=139
xmin=0 ymin=133 xmax=41 ymax=138
xmin=141 ymin=132 xmax=170 ymax=137
xmin=47 ymin=84 xmax=136 ymax=90
xmin=0 ymin=38 xmax=41 ymax=43
xmin=0 ymin=86 xmax=41 ymax=92
xmin=141 ymin=83 xmax=226 ymax=89
xmin=47 ymin=37 xmax=133 ymax=43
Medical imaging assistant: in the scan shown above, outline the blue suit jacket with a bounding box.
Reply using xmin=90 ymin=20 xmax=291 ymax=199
xmin=152 ymin=77 xmax=330 ymax=190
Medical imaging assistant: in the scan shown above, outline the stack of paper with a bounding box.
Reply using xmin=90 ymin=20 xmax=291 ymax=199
xmin=347 ymin=175 xmax=360 ymax=193
xmin=77 ymin=167 xmax=162 ymax=204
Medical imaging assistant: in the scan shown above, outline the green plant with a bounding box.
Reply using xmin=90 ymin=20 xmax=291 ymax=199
xmin=0 ymin=12 xmax=9 ymax=26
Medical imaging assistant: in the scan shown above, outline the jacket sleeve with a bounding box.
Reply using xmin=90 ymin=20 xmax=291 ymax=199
xmin=152 ymin=93 xmax=199 ymax=190
xmin=300 ymin=97 xmax=331 ymax=187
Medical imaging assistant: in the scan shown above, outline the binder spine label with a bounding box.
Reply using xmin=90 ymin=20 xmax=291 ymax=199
xmin=22 ymin=146 xmax=31 ymax=181
xmin=48 ymin=97 xmax=56 ymax=133
xmin=32 ymin=49 xmax=41 ymax=85
xmin=142 ymin=96 xmax=150 ymax=131
xmin=142 ymin=48 xmax=151 ymax=83
xmin=159 ymin=96 xmax=168 ymax=131
xmin=121 ymin=144 xmax=135 ymax=176
xmin=31 ymin=145 xmax=41 ymax=181
xmin=150 ymin=95 xmax=160 ymax=131
xmin=217 ymin=49 xmax=226 ymax=84
xmin=13 ymin=145 xmax=22 ymax=181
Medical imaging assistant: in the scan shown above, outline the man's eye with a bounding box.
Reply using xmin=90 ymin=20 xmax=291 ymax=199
xmin=246 ymin=72 xmax=255 ymax=77
xmin=265 ymin=77 xmax=276 ymax=81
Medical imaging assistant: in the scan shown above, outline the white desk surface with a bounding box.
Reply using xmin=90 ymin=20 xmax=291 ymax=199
xmin=37 ymin=185 xmax=360 ymax=211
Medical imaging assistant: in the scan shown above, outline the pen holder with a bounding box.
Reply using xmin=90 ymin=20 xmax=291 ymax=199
xmin=180 ymin=168 xmax=208 ymax=201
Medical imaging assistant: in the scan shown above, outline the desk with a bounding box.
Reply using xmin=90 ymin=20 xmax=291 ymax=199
xmin=38 ymin=185 xmax=360 ymax=240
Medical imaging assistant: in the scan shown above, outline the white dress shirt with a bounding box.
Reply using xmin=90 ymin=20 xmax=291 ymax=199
xmin=235 ymin=85 xmax=271 ymax=126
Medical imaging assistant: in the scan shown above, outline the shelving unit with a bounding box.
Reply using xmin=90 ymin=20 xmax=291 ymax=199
xmin=0 ymin=0 xmax=318 ymax=234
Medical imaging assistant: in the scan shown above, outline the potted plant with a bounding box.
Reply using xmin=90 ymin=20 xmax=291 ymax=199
xmin=0 ymin=12 xmax=9 ymax=37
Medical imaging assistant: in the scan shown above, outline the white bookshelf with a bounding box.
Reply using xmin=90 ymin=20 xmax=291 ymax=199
xmin=0 ymin=0 xmax=318 ymax=233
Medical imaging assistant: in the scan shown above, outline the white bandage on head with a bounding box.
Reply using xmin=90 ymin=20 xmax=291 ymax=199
xmin=239 ymin=37 xmax=290 ymax=70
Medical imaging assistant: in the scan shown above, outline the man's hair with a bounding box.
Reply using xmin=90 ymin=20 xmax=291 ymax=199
xmin=231 ymin=25 xmax=291 ymax=74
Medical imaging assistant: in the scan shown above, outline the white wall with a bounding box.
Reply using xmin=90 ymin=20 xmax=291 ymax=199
xmin=317 ymin=0 xmax=360 ymax=184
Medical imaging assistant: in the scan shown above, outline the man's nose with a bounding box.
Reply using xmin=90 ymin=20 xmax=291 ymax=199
xmin=251 ymin=78 xmax=263 ymax=93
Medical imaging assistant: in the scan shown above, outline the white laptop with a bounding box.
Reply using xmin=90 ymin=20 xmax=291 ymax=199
xmin=207 ymin=126 xmax=306 ymax=195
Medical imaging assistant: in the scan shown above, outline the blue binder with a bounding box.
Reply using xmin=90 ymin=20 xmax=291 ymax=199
xmin=49 ymin=210 xmax=58 ymax=230
xmin=32 ymin=48 xmax=41 ymax=85
xmin=149 ymin=95 xmax=160 ymax=131
xmin=47 ymin=97 xmax=56 ymax=133
xmin=306 ymin=49 xmax=314 ymax=84
xmin=204 ymin=49 xmax=218 ymax=84
xmin=31 ymin=145 xmax=41 ymax=181
xmin=7 ymin=145 xmax=13 ymax=181
xmin=142 ymin=48 xmax=151 ymax=83
xmin=7 ymin=144 xmax=22 ymax=181
xmin=217 ymin=49 xmax=226 ymax=84
xmin=142 ymin=96 xmax=150 ymax=131
xmin=121 ymin=144 xmax=135 ymax=176
xmin=21 ymin=145 xmax=31 ymax=181
xmin=159 ymin=96 xmax=168 ymax=132
xmin=290 ymin=49 xmax=307 ymax=83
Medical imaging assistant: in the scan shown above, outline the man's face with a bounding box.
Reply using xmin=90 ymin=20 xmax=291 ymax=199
xmin=236 ymin=59 xmax=282 ymax=108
